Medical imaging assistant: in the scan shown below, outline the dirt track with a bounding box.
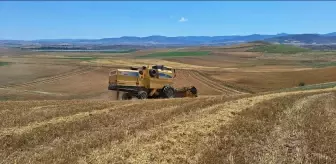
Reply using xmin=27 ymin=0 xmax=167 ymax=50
xmin=1 ymin=87 xmax=335 ymax=163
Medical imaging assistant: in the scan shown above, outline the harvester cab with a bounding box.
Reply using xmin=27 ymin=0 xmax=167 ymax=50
xmin=108 ymin=65 xmax=197 ymax=100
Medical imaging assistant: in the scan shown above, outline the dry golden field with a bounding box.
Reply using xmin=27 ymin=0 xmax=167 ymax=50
xmin=207 ymin=67 xmax=336 ymax=93
xmin=1 ymin=43 xmax=336 ymax=163
xmin=0 ymin=88 xmax=335 ymax=163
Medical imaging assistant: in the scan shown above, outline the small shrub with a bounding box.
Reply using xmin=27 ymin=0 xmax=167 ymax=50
xmin=298 ymin=82 xmax=305 ymax=86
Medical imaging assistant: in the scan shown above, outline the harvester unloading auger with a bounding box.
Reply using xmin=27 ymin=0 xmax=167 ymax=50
xmin=108 ymin=65 xmax=197 ymax=100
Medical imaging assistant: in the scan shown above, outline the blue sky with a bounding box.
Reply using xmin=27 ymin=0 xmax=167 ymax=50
xmin=0 ymin=1 xmax=335 ymax=40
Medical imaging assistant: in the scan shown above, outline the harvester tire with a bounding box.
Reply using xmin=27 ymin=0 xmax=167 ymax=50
xmin=137 ymin=91 xmax=148 ymax=100
xmin=161 ymin=86 xmax=175 ymax=98
xmin=121 ymin=92 xmax=133 ymax=100
xmin=189 ymin=86 xmax=197 ymax=95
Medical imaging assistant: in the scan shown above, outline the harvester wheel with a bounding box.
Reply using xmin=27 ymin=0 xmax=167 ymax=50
xmin=121 ymin=92 xmax=133 ymax=100
xmin=137 ymin=91 xmax=148 ymax=100
xmin=189 ymin=86 xmax=198 ymax=96
xmin=161 ymin=86 xmax=175 ymax=98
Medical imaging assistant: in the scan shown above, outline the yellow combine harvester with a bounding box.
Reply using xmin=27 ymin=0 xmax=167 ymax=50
xmin=108 ymin=65 xmax=197 ymax=100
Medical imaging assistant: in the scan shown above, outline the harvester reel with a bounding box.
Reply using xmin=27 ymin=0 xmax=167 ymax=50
xmin=161 ymin=85 xmax=175 ymax=98
xmin=137 ymin=91 xmax=148 ymax=100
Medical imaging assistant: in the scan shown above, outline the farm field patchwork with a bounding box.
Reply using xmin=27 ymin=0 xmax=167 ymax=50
xmin=139 ymin=51 xmax=210 ymax=58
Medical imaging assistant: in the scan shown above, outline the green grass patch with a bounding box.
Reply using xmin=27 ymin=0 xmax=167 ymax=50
xmin=248 ymin=44 xmax=310 ymax=54
xmin=0 ymin=61 xmax=10 ymax=66
xmin=57 ymin=57 xmax=97 ymax=61
xmin=140 ymin=51 xmax=210 ymax=58
xmin=0 ymin=97 xmax=9 ymax=101
xmin=280 ymin=82 xmax=336 ymax=92
xmin=98 ymin=49 xmax=137 ymax=53
xmin=299 ymin=60 xmax=336 ymax=68
xmin=310 ymin=61 xmax=336 ymax=68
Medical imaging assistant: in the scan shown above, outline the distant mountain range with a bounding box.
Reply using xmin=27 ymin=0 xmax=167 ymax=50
xmin=1 ymin=32 xmax=336 ymax=50
xmin=266 ymin=34 xmax=336 ymax=44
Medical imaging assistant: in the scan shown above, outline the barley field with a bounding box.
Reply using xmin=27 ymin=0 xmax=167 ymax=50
xmin=0 ymin=88 xmax=335 ymax=163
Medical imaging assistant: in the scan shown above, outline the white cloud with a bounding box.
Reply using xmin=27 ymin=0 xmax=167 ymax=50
xmin=178 ymin=17 xmax=188 ymax=22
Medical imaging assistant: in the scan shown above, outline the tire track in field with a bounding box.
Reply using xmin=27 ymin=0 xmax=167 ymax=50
xmin=186 ymin=70 xmax=231 ymax=94
xmin=195 ymin=70 xmax=247 ymax=94
xmin=174 ymin=69 xmax=222 ymax=95
xmin=3 ymin=66 xmax=99 ymax=89
xmin=193 ymin=70 xmax=243 ymax=94
xmin=185 ymin=69 xmax=242 ymax=95
xmin=179 ymin=69 xmax=224 ymax=94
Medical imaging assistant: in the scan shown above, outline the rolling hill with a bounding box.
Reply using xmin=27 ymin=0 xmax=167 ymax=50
xmin=266 ymin=34 xmax=336 ymax=44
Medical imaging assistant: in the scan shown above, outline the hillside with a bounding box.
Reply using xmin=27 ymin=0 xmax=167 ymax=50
xmin=247 ymin=44 xmax=310 ymax=54
xmin=266 ymin=34 xmax=336 ymax=44
xmin=301 ymin=44 xmax=336 ymax=51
